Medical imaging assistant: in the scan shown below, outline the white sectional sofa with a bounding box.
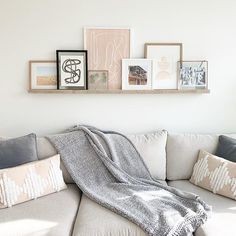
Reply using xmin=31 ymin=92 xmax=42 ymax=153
xmin=0 ymin=131 xmax=236 ymax=236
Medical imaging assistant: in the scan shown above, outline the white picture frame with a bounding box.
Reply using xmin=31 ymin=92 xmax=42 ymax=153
xmin=122 ymin=59 xmax=153 ymax=90
xmin=145 ymin=43 xmax=182 ymax=90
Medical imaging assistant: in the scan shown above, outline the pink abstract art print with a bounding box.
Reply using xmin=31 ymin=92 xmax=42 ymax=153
xmin=84 ymin=28 xmax=131 ymax=89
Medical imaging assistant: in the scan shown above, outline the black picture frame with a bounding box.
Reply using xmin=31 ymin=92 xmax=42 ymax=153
xmin=56 ymin=50 xmax=88 ymax=90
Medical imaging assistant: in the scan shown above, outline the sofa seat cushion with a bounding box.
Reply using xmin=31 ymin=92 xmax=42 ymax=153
xmin=0 ymin=184 xmax=81 ymax=236
xmin=168 ymin=180 xmax=236 ymax=236
xmin=73 ymin=180 xmax=167 ymax=236
xmin=73 ymin=195 xmax=147 ymax=236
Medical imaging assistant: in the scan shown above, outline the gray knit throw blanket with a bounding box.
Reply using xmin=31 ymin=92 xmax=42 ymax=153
xmin=48 ymin=125 xmax=211 ymax=236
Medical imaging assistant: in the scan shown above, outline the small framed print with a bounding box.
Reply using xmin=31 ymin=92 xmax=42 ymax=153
xmin=145 ymin=43 xmax=182 ymax=89
xmin=56 ymin=50 xmax=88 ymax=90
xmin=88 ymin=70 xmax=108 ymax=90
xmin=29 ymin=61 xmax=57 ymax=90
xmin=178 ymin=61 xmax=208 ymax=89
xmin=122 ymin=59 xmax=153 ymax=90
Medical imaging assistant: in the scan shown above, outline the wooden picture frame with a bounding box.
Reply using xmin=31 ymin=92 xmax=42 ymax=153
xmin=29 ymin=61 xmax=57 ymax=91
xmin=178 ymin=60 xmax=208 ymax=90
xmin=56 ymin=50 xmax=88 ymax=90
xmin=144 ymin=43 xmax=183 ymax=90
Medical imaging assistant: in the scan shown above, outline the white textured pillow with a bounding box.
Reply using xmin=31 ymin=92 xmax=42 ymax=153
xmin=0 ymin=154 xmax=67 ymax=208
xmin=190 ymin=150 xmax=236 ymax=200
xmin=127 ymin=130 xmax=167 ymax=180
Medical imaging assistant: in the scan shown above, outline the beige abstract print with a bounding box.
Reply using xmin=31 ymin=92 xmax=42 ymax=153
xmin=190 ymin=150 xmax=236 ymax=200
xmin=85 ymin=28 xmax=131 ymax=89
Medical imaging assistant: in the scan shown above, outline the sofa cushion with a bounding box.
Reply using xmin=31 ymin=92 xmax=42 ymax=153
xmin=37 ymin=137 xmax=74 ymax=184
xmin=167 ymin=133 xmax=220 ymax=180
xmin=168 ymin=180 xmax=236 ymax=236
xmin=216 ymin=135 xmax=236 ymax=162
xmin=190 ymin=150 xmax=236 ymax=200
xmin=0 ymin=184 xmax=81 ymax=236
xmin=127 ymin=130 xmax=167 ymax=180
xmin=0 ymin=133 xmax=38 ymax=169
xmin=73 ymin=180 xmax=167 ymax=236
xmin=37 ymin=131 xmax=167 ymax=183
xmin=0 ymin=154 xmax=67 ymax=208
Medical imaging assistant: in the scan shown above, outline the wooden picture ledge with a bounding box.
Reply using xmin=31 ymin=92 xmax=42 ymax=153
xmin=28 ymin=89 xmax=210 ymax=94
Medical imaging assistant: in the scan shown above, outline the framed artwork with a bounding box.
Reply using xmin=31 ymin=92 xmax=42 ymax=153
xmin=178 ymin=61 xmax=208 ymax=89
xmin=88 ymin=70 xmax=108 ymax=90
xmin=122 ymin=59 xmax=153 ymax=90
xmin=84 ymin=27 xmax=131 ymax=90
xmin=145 ymin=43 xmax=182 ymax=89
xmin=29 ymin=61 xmax=57 ymax=90
xmin=56 ymin=50 xmax=88 ymax=90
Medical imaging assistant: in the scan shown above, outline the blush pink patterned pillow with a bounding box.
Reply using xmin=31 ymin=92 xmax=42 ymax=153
xmin=0 ymin=154 xmax=67 ymax=208
xmin=190 ymin=150 xmax=236 ymax=200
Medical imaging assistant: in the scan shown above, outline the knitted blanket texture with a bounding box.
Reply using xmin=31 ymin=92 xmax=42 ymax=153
xmin=48 ymin=126 xmax=211 ymax=236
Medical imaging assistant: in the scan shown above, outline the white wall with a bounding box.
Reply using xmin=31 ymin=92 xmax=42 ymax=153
xmin=1 ymin=0 xmax=236 ymax=137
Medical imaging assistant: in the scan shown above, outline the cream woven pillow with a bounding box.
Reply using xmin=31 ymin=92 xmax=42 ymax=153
xmin=0 ymin=154 xmax=67 ymax=208
xmin=190 ymin=150 xmax=236 ymax=200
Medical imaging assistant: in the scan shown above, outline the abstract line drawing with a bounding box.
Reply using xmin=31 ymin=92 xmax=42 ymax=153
xmin=62 ymin=59 xmax=81 ymax=84
xmin=84 ymin=28 xmax=131 ymax=89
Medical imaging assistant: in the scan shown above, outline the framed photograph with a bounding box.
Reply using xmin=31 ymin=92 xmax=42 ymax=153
xmin=84 ymin=27 xmax=131 ymax=90
xmin=145 ymin=43 xmax=182 ymax=89
xmin=122 ymin=59 xmax=153 ymax=90
xmin=88 ymin=70 xmax=108 ymax=90
xmin=178 ymin=61 xmax=208 ymax=89
xmin=56 ymin=50 xmax=88 ymax=90
xmin=29 ymin=61 xmax=57 ymax=90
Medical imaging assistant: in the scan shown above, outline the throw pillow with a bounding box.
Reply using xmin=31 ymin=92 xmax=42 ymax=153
xmin=215 ymin=135 xmax=236 ymax=162
xmin=190 ymin=150 xmax=236 ymax=200
xmin=0 ymin=133 xmax=38 ymax=169
xmin=0 ymin=154 xmax=67 ymax=208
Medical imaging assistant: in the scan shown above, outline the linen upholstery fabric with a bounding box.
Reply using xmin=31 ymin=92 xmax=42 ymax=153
xmin=216 ymin=135 xmax=236 ymax=162
xmin=167 ymin=133 xmax=219 ymax=180
xmin=49 ymin=125 xmax=211 ymax=236
xmin=73 ymin=181 xmax=168 ymax=236
xmin=37 ymin=137 xmax=74 ymax=184
xmin=168 ymin=180 xmax=236 ymax=236
xmin=0 ymin=184 xmax=81 ymax=236
xmin=190 ymin=150 xmax=236 ymax=200
xmin=0 ymin=154 xmax=67 ymax=208
xmin=127 ymin=130 xmax=167 ymax=180
xmin=0 ymin=133 xmax=38 ymax=169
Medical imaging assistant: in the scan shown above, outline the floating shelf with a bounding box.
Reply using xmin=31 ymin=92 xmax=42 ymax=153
xmin=28 ymin=89 xmax=210 ymax=94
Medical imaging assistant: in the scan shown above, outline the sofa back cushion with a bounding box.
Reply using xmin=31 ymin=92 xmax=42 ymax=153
xmin=37 ymin=137 xmax=74 ymax=184
xmin=37 ymin=130 xmax=167 ymax=183
xmin=166 ymin=133 xmax=236 ymax=180
xmin=127 ymin=130 xmax=167 ymax=180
